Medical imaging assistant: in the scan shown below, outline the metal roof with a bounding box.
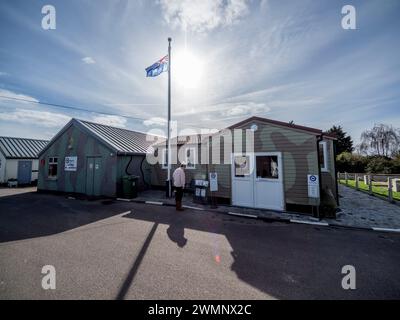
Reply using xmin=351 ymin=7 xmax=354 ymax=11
xmin=77 ymin=119 xmax=164 ymax=154
xmin=0 ymin=136 xmax=49 ymax=159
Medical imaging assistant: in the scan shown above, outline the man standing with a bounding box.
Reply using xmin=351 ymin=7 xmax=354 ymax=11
xmin=172 ymin=163 xmax=186 ymax=211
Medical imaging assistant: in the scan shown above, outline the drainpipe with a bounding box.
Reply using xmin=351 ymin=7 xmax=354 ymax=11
xmin=316 ymin=134 xmax=324 ymax=219
xmin=333 ymin=139 xmax=339 ymax=206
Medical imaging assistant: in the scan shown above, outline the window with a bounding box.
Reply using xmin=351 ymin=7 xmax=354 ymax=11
xmin=319 ymin=141 xmax=329 ymax=172
xmin=256 ymin=155 xmax=279 ymax=179
xmin=48 ymin=157 xmax=58 ymax=178
xmin=185 ymin=147 xmax=196 ymax=169
xmin=234 ymin=155 xmax=250 ymax=177
xmin=161 ymin=149 xmax=168 ymax=169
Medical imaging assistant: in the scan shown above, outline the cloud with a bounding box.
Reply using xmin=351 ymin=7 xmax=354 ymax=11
xmin=143 ymin=117 xmax=168 ymax=127
xmin=82 ymin=56 xmax=96 ymax=64
xmin=91 ymin=114 xmax=127 ymax=128
xmin=0 ymin=72 xmax=8 ymax=76
xmin=219 ymin=102 xmax=270 ymax=117
xmin=158 ymin=0 xmax=249 ymax=32
xmin=0 ymin=108 xmax=70 ymax=127
xmin=0 ymin=89 xmax=38 ymax=103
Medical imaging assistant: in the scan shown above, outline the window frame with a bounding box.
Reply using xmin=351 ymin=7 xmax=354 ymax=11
xmin=161 ymin=148 xmax=168 ymax=169
xmin=47 ymin=156 xmax=58 ymax=179
xmin=319 ymin=141 xmax=329 ymax=172
xmin=255 ymin=155 xmax=279 ymax=180
xmin=184 ymin=146 xmax=196 ymax=170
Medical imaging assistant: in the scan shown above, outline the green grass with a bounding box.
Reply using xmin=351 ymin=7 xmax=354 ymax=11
xmin=339 ymin=179 xmax=400 ymax=201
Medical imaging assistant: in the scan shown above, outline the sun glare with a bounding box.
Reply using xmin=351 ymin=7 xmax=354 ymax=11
xmin=173 ymin=50 xmax=204 ymax=89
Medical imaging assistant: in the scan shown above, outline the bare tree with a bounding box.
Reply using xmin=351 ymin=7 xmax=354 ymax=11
xmin=359 ymin=124 xmax=399 ymax=157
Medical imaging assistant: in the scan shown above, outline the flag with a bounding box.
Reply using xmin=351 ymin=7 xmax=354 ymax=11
xmin=145 ymin=55 xmax=169 ymax=77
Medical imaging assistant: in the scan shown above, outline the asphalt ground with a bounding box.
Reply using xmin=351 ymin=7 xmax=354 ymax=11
xmin=0 ymin=190 xmax=400 ymax=299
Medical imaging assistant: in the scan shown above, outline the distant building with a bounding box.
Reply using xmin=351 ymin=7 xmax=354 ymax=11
xmin=0 ymin=136 xmax=49 ymax=185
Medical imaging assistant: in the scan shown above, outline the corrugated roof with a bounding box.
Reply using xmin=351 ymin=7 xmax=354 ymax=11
xmin=0 ymin=136 xmax=49 ymax=159
xmin=77 ymin=119 xmax=164 ymax=154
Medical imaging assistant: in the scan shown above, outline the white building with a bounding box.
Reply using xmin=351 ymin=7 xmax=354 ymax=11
xmin=0 ymin=137 xmax=48 ymax=185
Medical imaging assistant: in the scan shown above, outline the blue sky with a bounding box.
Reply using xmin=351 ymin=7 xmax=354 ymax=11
xmin=0 ymin=0 xmax=399 ymax=145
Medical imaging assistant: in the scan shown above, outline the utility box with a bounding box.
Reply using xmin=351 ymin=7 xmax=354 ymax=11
xmin=122 ymin=175 xmax=139 ymax=199
xmin=364 ymin=175 xmax=371 ymax=185
xmin=193 ymin=179 xmax=209 ymax=204
xmin=392 ymin=179 xmax=400 ymax=193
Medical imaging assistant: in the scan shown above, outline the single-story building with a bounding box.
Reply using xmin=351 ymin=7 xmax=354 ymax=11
xmin=150 ymin=116 xmax=338 ymax=214
xmin=38 ymin=116 xmax=338 ymax=216
xmin=37 ymin=118 xmax=162 ymax=197
xmin=0 ymin=136 xmax=49 ymax=185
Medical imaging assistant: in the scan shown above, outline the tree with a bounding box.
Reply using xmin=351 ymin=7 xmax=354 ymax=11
xmin=359 ymin=124 xmax=399 ymax=157
xmin=326 ymin=125 xmax=354 ymax=155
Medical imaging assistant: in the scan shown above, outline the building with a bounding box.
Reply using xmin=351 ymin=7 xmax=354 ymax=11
xmin=151 ymin=116 xmax=338 ymax=214
xmin=0 ymin=136 xmax=49 ymax=185
xmin=37 ymin=118 xmax=162 ymax=197
xmin=38 ymin=116 xmax=338 ymax=215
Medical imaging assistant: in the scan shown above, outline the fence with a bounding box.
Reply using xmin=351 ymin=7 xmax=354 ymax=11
xmin=337 ymin=172 xmax=400 ymax=203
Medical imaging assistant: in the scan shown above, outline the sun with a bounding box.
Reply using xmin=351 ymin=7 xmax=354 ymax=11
xmin=173 ymin=50 xmax=204 ymax=89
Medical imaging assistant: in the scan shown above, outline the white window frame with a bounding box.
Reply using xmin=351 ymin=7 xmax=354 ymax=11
xmin=161 ymin=149 xmax=168 ymax=169
xmin=48 ymin=156 xmax=58 ymax=178
xmin=185 ymin=147 xmax=196 ymax=170
xmin=319 ymin=141 xmax=329 ymax=172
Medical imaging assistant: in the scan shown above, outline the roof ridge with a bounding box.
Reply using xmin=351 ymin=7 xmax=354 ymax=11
xmin=0 ymin=136 xmax=49 ymax=142
xmin=75 ymin=118 xmax=165 ymax=138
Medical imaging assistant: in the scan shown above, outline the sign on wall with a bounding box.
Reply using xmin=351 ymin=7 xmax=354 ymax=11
xmin=209 ymin=172 xmax=218 ymax=192
xmin=64 ymin=156 xmax=77 ymax=171
xmin=307 ymin=174 xmax=320 ymax=198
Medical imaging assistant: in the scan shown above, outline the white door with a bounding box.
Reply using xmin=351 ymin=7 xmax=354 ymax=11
xmin=231 ymin=152 xmax=284 ymax=211
xmin=253 ymin=153 xmax=284 ymax=210
xmin=232 ymin=153 xmax=254 ymax=207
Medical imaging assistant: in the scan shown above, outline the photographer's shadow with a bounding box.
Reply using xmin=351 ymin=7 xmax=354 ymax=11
xmin=166 ymin=218 xmax=187 ymax=248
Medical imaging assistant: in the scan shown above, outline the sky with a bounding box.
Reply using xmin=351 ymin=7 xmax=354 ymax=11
xmin=0 ymin=0 xmax=399 ymax=145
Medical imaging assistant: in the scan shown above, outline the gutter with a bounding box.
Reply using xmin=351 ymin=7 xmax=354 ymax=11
xmin=333 ymin=139 xmax=339 ymax=206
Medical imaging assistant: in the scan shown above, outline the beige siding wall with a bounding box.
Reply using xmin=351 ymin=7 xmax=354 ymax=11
xmin=232 ymin=119 xmax=319 ymax=206
xmin=148 ymin=119 xmax=322 ymax=206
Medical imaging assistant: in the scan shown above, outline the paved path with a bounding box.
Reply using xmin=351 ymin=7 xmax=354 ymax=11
xmin=1 ymin=191 xmax=400 ymax=299
xmin=333 ymin=184 xmax=400 ymax=229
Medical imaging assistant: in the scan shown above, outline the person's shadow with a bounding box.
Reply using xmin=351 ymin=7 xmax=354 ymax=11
xmin=166 ymin=217 xmax=187 ymax=248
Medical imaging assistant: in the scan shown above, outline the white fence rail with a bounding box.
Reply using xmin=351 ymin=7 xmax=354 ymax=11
xmin=338 ymin=172 xmax=400 ymax=203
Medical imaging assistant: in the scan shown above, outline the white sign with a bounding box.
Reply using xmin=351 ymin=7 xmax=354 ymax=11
xmin=209 ymin=172 xmax=218 ymax=192
xmin=307 ymin=174 xmax=320 ymax=198
xmin=64 ymin=156 xmax=77 ymax=171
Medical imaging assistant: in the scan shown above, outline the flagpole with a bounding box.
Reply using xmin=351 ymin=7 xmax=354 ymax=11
xmin=167 ymin=37 xmax=172 ymax=197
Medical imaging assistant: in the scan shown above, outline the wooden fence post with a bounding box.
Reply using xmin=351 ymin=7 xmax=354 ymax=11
xmin=355 ymin=174 xmax=359 ymax=190
xmin=388 ymin=177 xmax=393 ymax=203
xmin=345 ymin=172 xmax=348 ymax=186
xmin=369 ymin=175 xmax=373 ymax=195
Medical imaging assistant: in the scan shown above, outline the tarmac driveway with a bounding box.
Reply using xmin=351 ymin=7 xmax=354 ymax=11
xmin=0 ymin=189 xmax=400 ymax=299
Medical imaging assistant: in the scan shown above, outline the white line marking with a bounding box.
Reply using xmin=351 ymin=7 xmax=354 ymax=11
xmin=116 ymin=198 xmax=131 ymax=202
xmin=120 ymin=210 xmax=131 ymax=215
xmin=228 ymin=212 xmax=258 ymax=218
xmin=372 ymin=227 xmax=400 ymax=233
xmin=145 ymin=201 xmax=163 ymax=205
xmin=182 ymin=205 xmax=205 ymax=211
xmin=290 ymin=219 xmax=329 ymax=226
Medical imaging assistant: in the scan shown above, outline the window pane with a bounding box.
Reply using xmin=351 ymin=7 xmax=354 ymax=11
xmin=48 ymin=164 xmax=58 ymax=177
xmin=234 ymin=155 xmax=250 ymax=177
xmin=256 ymin=156 xmax=279 ymax=179
xmin=53 ymin=157 xmax=58 ymax=163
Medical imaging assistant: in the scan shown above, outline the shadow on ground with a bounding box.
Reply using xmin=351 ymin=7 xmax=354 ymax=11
xmin=121 ymin=206 xmax=400 ymax=300
xmin=0 ymin=191 xmax=126 ymax=243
